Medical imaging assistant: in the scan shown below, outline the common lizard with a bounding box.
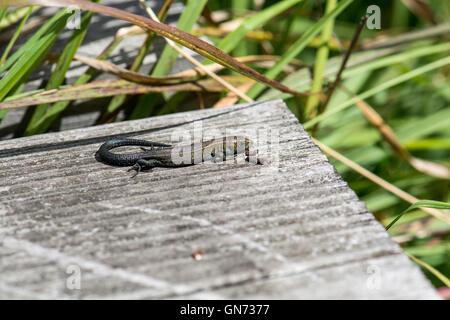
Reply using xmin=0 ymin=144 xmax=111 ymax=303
xmin=96 ymin=136 xmax=262 ymax=178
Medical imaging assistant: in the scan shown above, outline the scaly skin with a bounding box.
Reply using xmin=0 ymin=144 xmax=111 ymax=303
xmin=96 ymin=137 xmax=261 ymax=178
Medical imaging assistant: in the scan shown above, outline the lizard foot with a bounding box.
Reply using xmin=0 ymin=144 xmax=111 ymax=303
xmin=127 ymin=163 xmax=142 ymax=178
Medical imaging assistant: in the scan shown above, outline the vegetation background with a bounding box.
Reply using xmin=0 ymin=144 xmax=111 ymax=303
xmin=0 ymin=0 xmax=449 ymax=296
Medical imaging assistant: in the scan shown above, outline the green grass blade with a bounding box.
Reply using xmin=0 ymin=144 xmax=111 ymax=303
xmin=129 ymin=92 xmax=164 ymax=120
xmin=0 ymin=18 xmax=68 ymax=101
xmin=0 ymin=8 xmax=8 ymax=25
xmin=130 ymin=0 xmax=174 ymax=73
xmin=386 ymin=200 xmax=450 ymax=230
xmin=397 ymin=108 xmax=450 ymax=143
xmin=25 ymin=0 xmax=101 ymax=135
xmin=130 ymin=0 xmax=207 ymax=120
xmin=230 ymin=0 xmax=253 ymax=57
xmin=105 ymin=0 xmax=174 ymax=120
xmin=0 ymin=6 xmax=38 ymax=30
xmin=217 ymin=0 xmax=305 ymax=54
xmin=23 ymin=33 xmax=126 ymax=131
xmin=342 ymin=43 xmax=450 ymax=80
xmin=404 ymin=138 xmax=450 ymax=150
xmin=246 ymin=0 xmax=354 ymax=100
xmin=150 ymin=0 xmax=208 ymax=77
xmin=303 ymin=55 xmax=450 ymax=129
xmin=304 ymin=0 xmax=336 ymax=118
xmin=0 ymin=8 xmax=71 ymax=123
xmin=0 ymin=9 xmax=68 ymax=75
xmin=407 ymin=253 xmax=450 ymax=288
xmin=261 ymin=42 xmax=450 ymax=101
xmin=406 ymin=200 xmax=450 ymax=211
xmin=0 ymin=6 xmax=33 ymax=67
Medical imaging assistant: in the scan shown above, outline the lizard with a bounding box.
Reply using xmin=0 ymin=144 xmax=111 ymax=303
xmin=96 ymin=136 xmax=262 ymax=178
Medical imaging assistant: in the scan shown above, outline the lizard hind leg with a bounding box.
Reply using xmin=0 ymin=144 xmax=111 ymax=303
xmin=127 ymin=159 xmax=165 ymax=178
xmin=127 ymin=162 xmax=142 ymax=179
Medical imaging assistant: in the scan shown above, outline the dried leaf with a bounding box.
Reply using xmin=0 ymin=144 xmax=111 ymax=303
xmin=0 ymin=77 xmax=251 ymax=109
xmin=72 ymin=55 xmax=194 ymax=84
xmin=401 ymin=0 xmax=436 ymax=24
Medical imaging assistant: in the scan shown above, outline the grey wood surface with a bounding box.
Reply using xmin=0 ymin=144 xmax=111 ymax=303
xmin=0 ymin=100 xmax=439 ymax=299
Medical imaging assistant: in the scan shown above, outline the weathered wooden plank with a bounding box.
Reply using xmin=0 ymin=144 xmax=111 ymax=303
xmin=0 ymin=100 xmax=439 ymax=299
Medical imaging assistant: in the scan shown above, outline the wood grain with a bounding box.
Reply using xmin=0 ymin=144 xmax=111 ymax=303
xmin=0 ymin=100 xmax=439 ymax=299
